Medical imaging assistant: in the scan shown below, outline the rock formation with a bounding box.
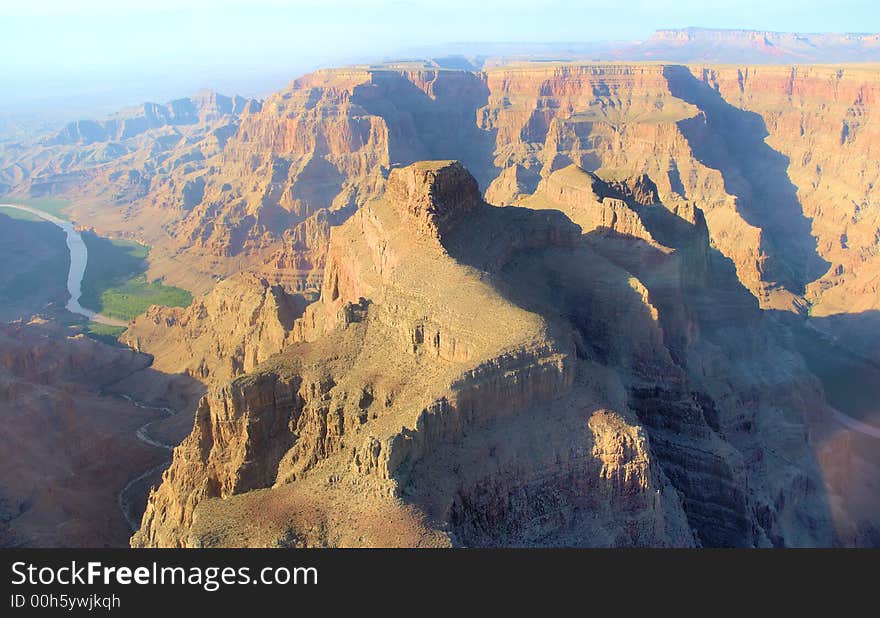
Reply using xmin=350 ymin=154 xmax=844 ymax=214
xmin=385 ymin=160 xmax=481 ymax=238
xmin=123 ymin=274 xmax=310 ymax=386
xmin=133 ymin=161 xmax=836 ymax=547
xmin=5 ymin=62 xmax=878 ymax=321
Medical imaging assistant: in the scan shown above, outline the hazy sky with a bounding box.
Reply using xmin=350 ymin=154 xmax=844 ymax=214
xmin=1 ymin=0 xmax=877 ymax=117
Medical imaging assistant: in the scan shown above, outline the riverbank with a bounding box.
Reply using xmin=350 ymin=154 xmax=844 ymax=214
xmin=0 ymin=203 xmax=127 ymax=326
xmin=79 ymin=231 xmax=192 ymax=321
xmin=0 ymin=202 xmax=190 ymax=327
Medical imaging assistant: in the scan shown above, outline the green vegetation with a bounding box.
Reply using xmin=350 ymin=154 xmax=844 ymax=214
xmin=97 ymin=275 xmax=192 ymax=321
xmin=80 ymin=231 xmax=192 ymax=321
xmin=65 ymin=320 xmax=127 ymax=346
xmin=82 ymin=322 xmax=128 ymax=346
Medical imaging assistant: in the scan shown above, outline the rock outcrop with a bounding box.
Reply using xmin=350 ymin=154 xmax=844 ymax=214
xmin=122 ymin=274 xmax=310 ymax=386
xmin=50 ymin=91 xmax=255 ymax=146
xmin=679 ymin=65 xmax=880 ymax=356
xmin=385 ymin=161 xmax=481 ymax=239
xmin=3 ymin=59 xmax=880 ymax=547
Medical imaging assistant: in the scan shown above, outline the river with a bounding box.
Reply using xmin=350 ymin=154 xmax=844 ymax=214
xmin=0 ymin=203 xmax=127 ymax=327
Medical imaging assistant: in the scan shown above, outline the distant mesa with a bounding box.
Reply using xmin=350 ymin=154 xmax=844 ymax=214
xmin=48 ymin=91 xmax=260 ymax=146
xmin=630 ymin=28 xmax=880 ymax=63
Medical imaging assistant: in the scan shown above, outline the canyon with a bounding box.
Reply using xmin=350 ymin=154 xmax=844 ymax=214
xmin=7 ymin=61 xmax=878 ymax=317
xmin=2 ymin=47 xmax=880 ymax=546
xmin=130 ymin=161 xmax=859 ymax=547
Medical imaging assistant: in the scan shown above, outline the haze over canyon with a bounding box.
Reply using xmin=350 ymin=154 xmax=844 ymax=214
xmin=1 ymin=26 xmax=879 ymax=547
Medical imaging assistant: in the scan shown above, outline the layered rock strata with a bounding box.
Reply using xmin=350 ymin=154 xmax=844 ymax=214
xmin=133 ymin=162 xmax=835 ymax=547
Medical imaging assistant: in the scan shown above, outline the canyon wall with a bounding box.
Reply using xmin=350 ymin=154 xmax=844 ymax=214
xmin=687 ymin=65 xmax=880 ymax=359
xmin=6 ymin=63 xmax=878 ymax=321
xmin=122 ymin=274 xmax=310 ymax=387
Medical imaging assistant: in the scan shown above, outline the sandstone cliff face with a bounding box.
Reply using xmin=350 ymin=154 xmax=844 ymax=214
xmin=7 ymin=62 xmax=878 ymax=321
xmin=174 ymin=62 xmax=877 ymax=315
xmin=384 ymin=160 xmax=481 ymax=239
xmin=3 ymin=62 xmax=878 ymax=546
xmin=478 ymin=63 xmax=797 ymax=309
xmin=684 ymin=65 xmax=880 ymax=357
xmin=133 ymin=161 xmax=835 ymax=548
xmin=149 ymin=68 xmax=494 ymax=292
xmin=478 ymin=62 xmax=880 ymax=326
xmin=122 ymin=274 xmax=309 ymax=386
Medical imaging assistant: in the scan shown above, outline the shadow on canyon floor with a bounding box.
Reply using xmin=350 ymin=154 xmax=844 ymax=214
xmin=778 ymin=309 xmax=880 ymax=428
xmin=663 ymin=65 xmax=830 ymax=296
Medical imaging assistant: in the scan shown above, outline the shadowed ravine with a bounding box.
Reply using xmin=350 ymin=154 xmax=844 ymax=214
xmin=662 ymin=66 xmax=830 ymax=298
xmin=114 ymin=394 xmax=176 ymax=532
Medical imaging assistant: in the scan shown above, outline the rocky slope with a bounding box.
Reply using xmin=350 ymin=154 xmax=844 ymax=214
xmin=0 ymin=91 xmax=262 ymax=294
xmin=122 ymin=274 xmax=311 ymax=386
xmin=481 ymin=61 xmax=880 ymax=323
xmin=3 ymin=60 xmax=879 ymax=546
xmin=1 ymin=91 xmax=258 ymax=201
xmin=0 ymin=316 xmax=206 ymax=547
xmin=479 ymin=62 xmax=826 ymax=310
xmin=683 ymin=65 xmax=880 ymax=358
xmin=0 ymin=319 xmax=158 ymax=546
xmin=133 ymin=161 xmax=838 ymax=547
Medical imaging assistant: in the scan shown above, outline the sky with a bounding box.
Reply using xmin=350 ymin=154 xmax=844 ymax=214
xmin=1 ymin=0 xmax=878 ymax=119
